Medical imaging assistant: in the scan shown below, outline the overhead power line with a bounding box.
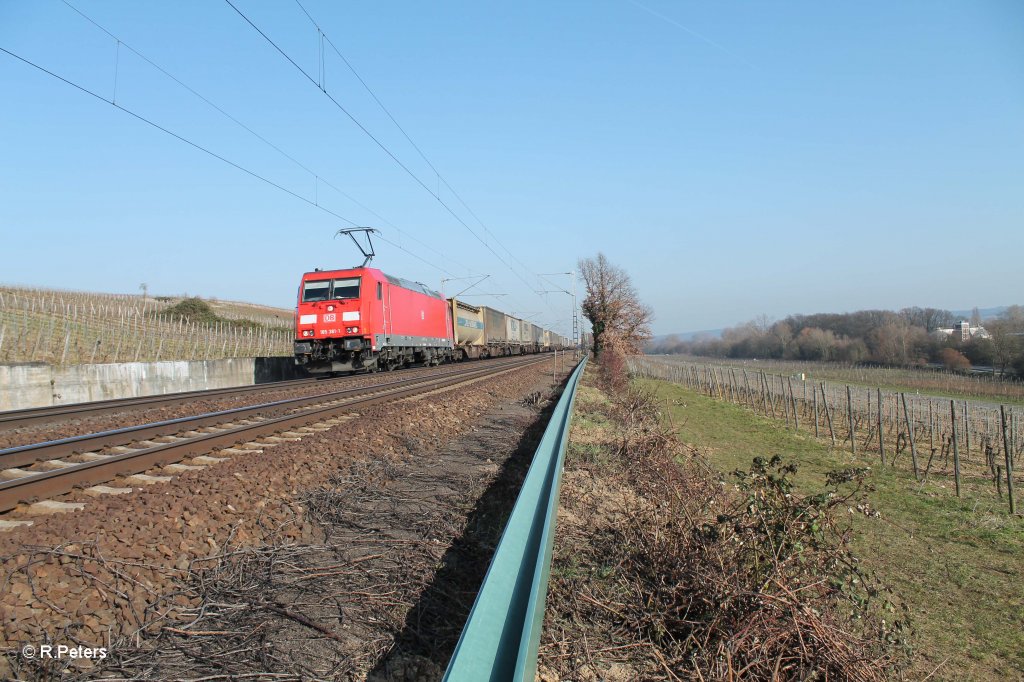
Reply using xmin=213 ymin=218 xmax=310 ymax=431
xmin=0 ymin=44 xmax=466 ymax=278
xmin=293 ymin=0 xmax=537 ymax=281
xmin=59 ymin=0 xmax=473 ymax=278
xmin=224 ymin=0 xmax=551 ymax=302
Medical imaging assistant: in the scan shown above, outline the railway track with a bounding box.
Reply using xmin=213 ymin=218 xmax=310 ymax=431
xmin=0 ymin=355 xmax=532 ymax=432
xmin=0 ymin=355 xmax=546 ymax=515
xmin=0 ymin=375 xmax=333 ymax=430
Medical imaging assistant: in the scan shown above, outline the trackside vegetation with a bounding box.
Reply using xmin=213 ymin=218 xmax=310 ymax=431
xmin=642 ymin=378 xmax=1024 ymax=680
xmin=540 ymin=354 xmax=911 ymax=681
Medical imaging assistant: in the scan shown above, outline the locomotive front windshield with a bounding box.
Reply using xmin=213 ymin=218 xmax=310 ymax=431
xmin=331 ymin=278 xmax=360 ymax=299
xmin=301 ymin=277 xmax=361 ymax=303
xmin=302 ymin=280 xmax=331 ymax=302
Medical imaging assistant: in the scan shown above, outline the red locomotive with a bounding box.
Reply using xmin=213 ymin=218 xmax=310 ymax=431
xmin=293 ymin=267 xmax=453 ymax=374
xmin=292 ymin=230 xmax=572 ymax=374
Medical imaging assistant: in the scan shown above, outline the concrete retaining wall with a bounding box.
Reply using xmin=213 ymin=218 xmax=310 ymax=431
xmin=0 ymin=357 xmax=306 ymax=411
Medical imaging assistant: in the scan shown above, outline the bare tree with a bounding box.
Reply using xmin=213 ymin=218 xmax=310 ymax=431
xmin=988 ymin=306 xmax=1024 ymax=376
xmin=899 ymin=306 xmax=954 ymax=332
xmin=578 ymin=253 xmax=653 ymax=357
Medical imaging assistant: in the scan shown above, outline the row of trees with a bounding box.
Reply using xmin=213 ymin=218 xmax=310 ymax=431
xmin=650 ymin=306 xmax=1024 ymax=376
xmin=570 ymin=256 xmax=1023 ymax=379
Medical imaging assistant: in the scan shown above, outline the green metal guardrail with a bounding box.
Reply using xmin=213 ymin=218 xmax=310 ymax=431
xmin=443 ymin=357 xmax=588 ymax=682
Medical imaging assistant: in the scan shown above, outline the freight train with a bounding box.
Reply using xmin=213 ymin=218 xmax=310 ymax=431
xmin=292 ymin=266 xmax=571 ymax=374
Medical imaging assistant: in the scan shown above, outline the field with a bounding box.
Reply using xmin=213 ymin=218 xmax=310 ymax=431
xmin=652 ymin=354 xmax=1024 ymax=405
xmin=0 ymin=286 xmax=294 ymax=365
xmin=637 ymin=377 xmax=1024 ymax=680
xmin=633 ymin=357 xmax=1024 ymax=512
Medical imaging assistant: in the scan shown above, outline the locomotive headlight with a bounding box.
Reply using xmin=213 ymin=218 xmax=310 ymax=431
xmin=327 ymin=305 xmax=335 ymax=311
xmin=352 ymin=326 xmax=359 ymax=333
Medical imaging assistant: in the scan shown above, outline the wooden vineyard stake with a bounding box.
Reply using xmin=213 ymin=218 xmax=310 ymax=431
xmin=951 ymin=400 xmax=961 ymax=497
xmin=1001 ymin=406 xmax=1015 ymax=514
xmin=877 ymin=388 xmax=885 ymax=465
xmin=789 ymin=377 xmax=799 ymax=431
xmin=964 ymin=401 xmax=970 ymax=460
xmin=902 ymin=393 xmax=920 ymax=481
xmin=813 ymin=387 xmax=820 ymax=438
xmin=847 ymin=385 xmax=855 ymax=454
xmin=929 ymin=401 xmax=934 ymax=451
xmin=820 ymin=382 xmax=836 ymax=446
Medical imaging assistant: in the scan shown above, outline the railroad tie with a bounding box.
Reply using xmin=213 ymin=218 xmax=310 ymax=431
xmin=84 ymin=485 xmax=133 ymax=497
xmin=25 ymin=500 xmax=86 ymax=515
xmin=78 ymin=452 xmax=112 ymax=461
xmin=0 ymin=519 xmax=33 ymax=531
xmin=191 ymin=455 xmax=227 ymax=465
xmin=126 ymin=473 xmax=173 ymax=485
xmin=35 ymin=459 xmax=77 ymax=470
xmin=218 ymin=447 xmax=261 ymax=455
xmin=1 ymin=468 xmax=36 ymax=480
xmin=164 ymin=463 xmax=205 ymax=473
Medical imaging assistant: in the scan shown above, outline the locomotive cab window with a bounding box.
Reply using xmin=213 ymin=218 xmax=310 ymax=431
xmin=376 ymin=282 xmax=382 ymax=300
xmin=331 ymin=277 xmax=360 ymax=300
xmin=301 ymin=279 xmax=331 ymax=302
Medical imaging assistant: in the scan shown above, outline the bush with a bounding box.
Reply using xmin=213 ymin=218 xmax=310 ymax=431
xmin=962 ymin=338 xmax=995 ymax=366
xmin=162 ymin=297 xmax=218 ymax=324
xmin=158 ymin=298 xmax=276 ymax=332
xmin=615 ymin=392 xmax=908 ymax=679
xmin=939 ymin=347 xmax=971 ymax=371
xmin=547 ymin=380 xmax=911 ymax=680
xmin=596 ymin=336 xmax=630 ymax=394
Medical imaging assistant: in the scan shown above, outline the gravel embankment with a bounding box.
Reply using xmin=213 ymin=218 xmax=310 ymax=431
xmin=0 ymin=361 xmax=509 ymax=450
xmin=1 ymin=358 xmax=570 ymax=679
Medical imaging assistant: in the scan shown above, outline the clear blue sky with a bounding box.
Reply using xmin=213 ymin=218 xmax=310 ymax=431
xmin=2 ymin=1 xmax=1022 ymax=337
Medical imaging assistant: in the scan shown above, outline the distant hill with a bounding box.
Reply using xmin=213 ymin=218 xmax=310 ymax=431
xmin=653 ymin=307 xmax=1012 ymax=343
xmin=650 ymin=329 xmax=723 ymax=344
xmin=950 ymin=306 xmax=1008 ymax=321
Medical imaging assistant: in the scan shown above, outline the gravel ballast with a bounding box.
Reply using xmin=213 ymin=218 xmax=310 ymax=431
xmin=1 ymin=358 xmax=572 ymax=679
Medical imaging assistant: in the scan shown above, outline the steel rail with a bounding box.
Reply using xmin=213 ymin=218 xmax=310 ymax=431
xmin=0 ymin=356 xmax=546 ymax=513
xmin=444 ymin=357 xmax=587 ymax=682
xmin=0 ymin=354 xmax=536 ymax=431
xmin=0 ymin=375 xmax=331 ymax=430
xmin=0 ymin=356 xmax=537 ymax=471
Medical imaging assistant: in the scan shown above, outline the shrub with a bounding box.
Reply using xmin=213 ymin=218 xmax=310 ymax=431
xmin=596 ymin=335 xmax=630 ymax=394
xmin=548 ymin=381 xmax=911 ymax=680
xmin=162 ymin=297 xmax=218 ymax=324
xmin=939 ymin=347 xmax=971 ymax=371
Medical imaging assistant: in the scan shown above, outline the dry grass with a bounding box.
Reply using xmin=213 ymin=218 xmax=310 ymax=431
xmin=644 ymin=379 xmax=1024 ymax=680
xmin=540 ymin=356 xmax=909 ymax=680
xmin=632 ymin=356 xmax=1024 ymax=515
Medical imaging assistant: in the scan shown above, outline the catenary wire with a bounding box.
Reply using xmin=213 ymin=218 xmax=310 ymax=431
xmin=292 ymin=0 xmax=541 ymax=285
xmin=224 ymin=0 xmax=552 ymax=304
xmin=59 ymin=0 xmax=475 ymax=278
xmin=0 ymin=44 xmax=462 ymax=279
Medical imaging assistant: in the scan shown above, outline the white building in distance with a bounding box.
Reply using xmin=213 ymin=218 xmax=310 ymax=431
xmin=935 ymin=320 xmax=991 ymax=342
